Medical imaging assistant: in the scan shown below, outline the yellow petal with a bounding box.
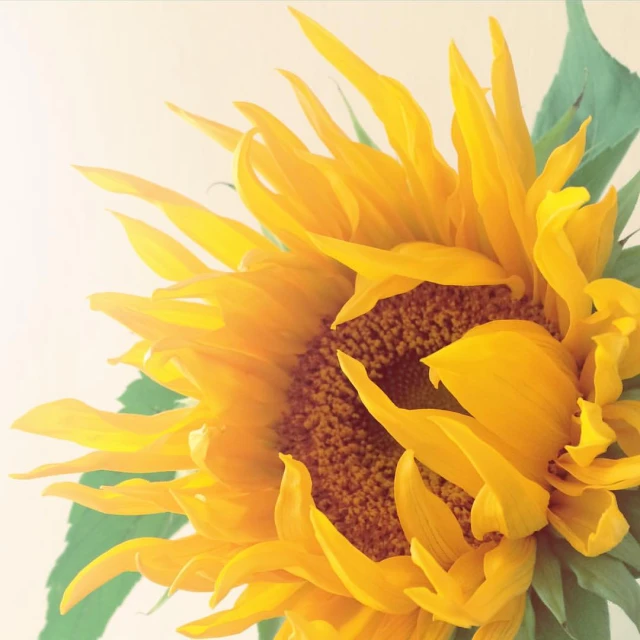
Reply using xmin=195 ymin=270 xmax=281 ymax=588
xmin=427 ymin=413 xmax=549 ymax=540
xmin=547 ymin=489 xmax=629 ymax=557
xmin=473 ymin=593 xmax=526 ymax=640
xmin=604 ymin=400 xmax=640 ymax=456
xmin=580 ymin=327 xmax=630 ymax=406
xmin=309 ymin=506 xmax=415 ymax=614
xmin=424 ymin=321 xmax=577 ymax=468
xmin=42 ymin=481 xmax=167 ymax=515
xmin=110 ymin=211 xmax=209 ymax=281
xmin=11 ymin=400 xmax=191 ymax=452
xmin=533 ymin=187 xmax=592 ymax=340
xmin=89 ymin=292 xmax=224 ymax=342
xmin=395 ymin=450 xmax=471 ymax=568
xmin=333 ymin=273 xmax=420 ymax=327
xmin=212 ymin=540 xmax=349 ymax=605
xmin=337 ymin=351 xmax=483 ymax=497
xmin=566 ymin=399 xmax=617 ymax=468
xmin=11 ymin=450 xmax=193 ymax=479
xmin=289 ymin=7 xmax=456 ymax=245
xmin=565 ymin=186 xmax=617 ymax=281
xmin=525 ymin=119 xmax=590 ymax=222
xmin=166 ymin=102 xmax=289 ymax=193
xmin=276 ymin=455 xmax=321 ymax=553
xmin=557 ymin=454 xmax=640 ymax=492
xmin=309 ymin=236 xmax=524 ymax=295
xmin=285 ymin=612 xmax=340 ymax=640
xmin=489 ymin=18 xmax=535 ymax=189
xmin=178 ymin=582 xmax=308 ymax=638
xmin=449 ymin=42 xmax=531 ymax=287
xmin=75 ymin=166 xmax=272 ymax=269
xmin=463 ymin=537 xmax=536 ymax=623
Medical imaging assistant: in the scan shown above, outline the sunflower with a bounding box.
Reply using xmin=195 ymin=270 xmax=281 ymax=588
xmin=13 ymin=7 xmax=640 ymax=640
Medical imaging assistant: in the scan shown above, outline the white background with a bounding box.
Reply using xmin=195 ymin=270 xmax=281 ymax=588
xmin=0 ymin=2 xmax=639 ymax=639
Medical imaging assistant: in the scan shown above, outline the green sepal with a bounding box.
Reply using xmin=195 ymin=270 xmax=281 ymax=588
xmin=514 ymin=593 xmax=536 ymax=640
xmin=607 ymin=532 xmax=640 ymax=574
xmin=334 ymin=81 xmax=380 ymax=150
xmin=604 ymin=245 xmax=640 ymax=288
xmin=532 ymin=591 xmax=573 ymax=640
xmin=562 ymin=569 xmax=611 ymax=640
xmin=532 ymin=531 xmax=568 ymax=626
xmin=554 ymin=540 xmax=639 ymax=633
xmin=257 ymin=617 xmax=285 ymax=639
xmin=533 ymin=86 xmax=584 ymax=174
xmin=616 ymin=490 xmax=640 ymax=540
xmin=532 ymin=0 xmax=640 ymax=200
xmin=38 ymin=375 xmax=186 ymax=640
xmin=614 ymin=170 xmax=640 ymax=240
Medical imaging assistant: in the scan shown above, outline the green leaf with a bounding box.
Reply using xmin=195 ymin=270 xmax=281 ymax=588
xmin=514 ymin=594 xmax=536 ymax=640
xmin=606 ymin=245 xmax=640 ymax=288
xmin=257 ymin=617 xmax=284 ymax=640
xmin=531 ymin=592 xmax=573 ymax=640
xmin=608 ymin=532 xmax=640 ymax=573
xmin=532 ymin=532 xmax=567 ymax=626
xmin=617 ymin=490 xmax=640 ymax=539
xmin=614 ymin=170 xmax=640 ymax=239
xmin=556 ymin=541 xmax=639 ymax=633
xmin=40 ymin=375 xmax=187 ymax=640
xmin=334 ymin=81 xmax=380 ymax=150
xmin=532 ymin=0 xmax=640 ymax=200
xmin=562 ymin=569 xmax=610 ymax=640
xmin=533 ymin=85 xmax=584 ymax=174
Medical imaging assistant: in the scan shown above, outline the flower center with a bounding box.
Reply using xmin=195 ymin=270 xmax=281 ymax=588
xmin=276 ymin=282 xmax=553 ymax=561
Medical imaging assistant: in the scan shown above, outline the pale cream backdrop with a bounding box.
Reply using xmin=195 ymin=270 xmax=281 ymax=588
xmin=1 ymin=1 xmax=639 ymax=639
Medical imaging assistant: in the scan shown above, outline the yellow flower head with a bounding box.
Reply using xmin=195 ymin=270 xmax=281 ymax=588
xmin=14 ymin=8 xmax=640 ymax=640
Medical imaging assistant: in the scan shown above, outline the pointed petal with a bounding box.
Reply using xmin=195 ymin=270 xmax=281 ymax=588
xmin=423 ymin=321 xmax=578 ymax=467
xmin=489 ymin=19 xmax=535 ymax=189
xmin=464 ymin=537 xmax=536 ymax=623
xmin=285 ymin=612 xmax=340 ymax=640
xmin=473 ymin=593 xmax=526 ymax=640
xmin=533 ymin=187 xmax=592 ymax=340
xmin=309 ymin=507 xmax=415 ymax=614
xmin=449 ymin=42 xmax=531 ymax=286
xmin=178 ymin=582 xmax=308 ymax=638
xmin=395 ymin=450 xmax=471 ymax=568
xmin=75 ymin=166 xmax=272 ymax=269
xmin=566 ymin=399 xmax=617 ymax=467
xmin=212 ymin=540 xmax=349 ymax=604
xmin=110 ymin=211 xmax=209 ymax=281
xmin=547 ymin=489 xmax=628 ymax=556
xmin=276 ymin=455 xmax=321 ymax=553
xmin=309 ymin=236 xmax=524 ymax=295
xmin=426 ymin=413 xmax=549 ymax=540
xmin=565 ymin=186 xmax=617 ymax=281
xmin=337 ymin=351 xmax=483 ymax=496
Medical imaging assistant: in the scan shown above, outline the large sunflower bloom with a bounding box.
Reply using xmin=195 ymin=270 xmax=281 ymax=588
xmin=14 ymin=8 xmax=640 ymax=639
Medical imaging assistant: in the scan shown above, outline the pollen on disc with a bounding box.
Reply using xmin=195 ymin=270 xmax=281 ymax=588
xmin=276 ymin=282 xmax=555 ymax=561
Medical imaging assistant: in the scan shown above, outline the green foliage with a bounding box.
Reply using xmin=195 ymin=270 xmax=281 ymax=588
xmin=334 ymin=81 xmax=380 ymax=149
xmin=562 ymin=569 xmax=611 ymax=640
xmin=531 ymin=591 xmax=573 ymax=640
xmin=555 ymin=540 xmax=639 ymax=633
xmin=257 ymin=617 xmax=285 ymax=639
xmin=616 ymin=170 xmax=640 ymax=240
xmin=40 ymin=375 xmax=186 ymax=640
xmin=532 ymin=532 xmax=567 ymax=626
xmin=514 ymin=594 xmax=536 ymax=640
xmin=607 ymin=532 xmax=640 ymax=573
xmin=532 ymin=0 xmax=640 ymax=200
xmin=605 ymin=245 xmax=640 ymax=288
